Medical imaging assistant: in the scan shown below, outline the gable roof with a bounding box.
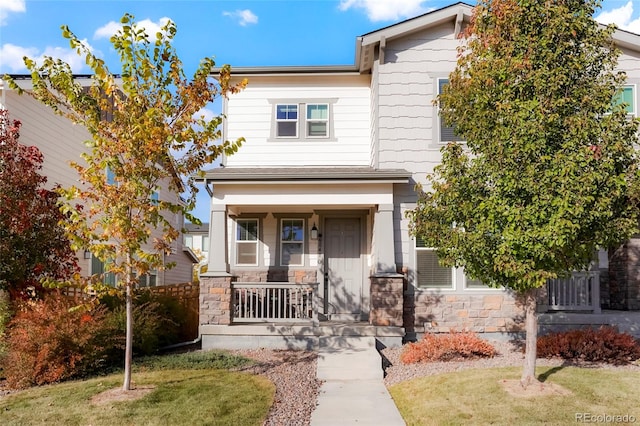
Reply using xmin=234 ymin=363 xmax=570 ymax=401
xmin=224 ymin=1 xmax=640 ymax=76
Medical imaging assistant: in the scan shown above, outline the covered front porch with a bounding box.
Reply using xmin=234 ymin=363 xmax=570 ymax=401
xmin=197 ymin=167 xmax=410 ymax=349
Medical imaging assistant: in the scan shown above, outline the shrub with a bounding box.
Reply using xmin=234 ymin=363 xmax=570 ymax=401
xmin=100 ymin=290 xmax=184 ymax=357
xmin=537 ymin=326 xmax=640 ymax=365
xmin=2 ymin=294 xmax=116 ymax=388
xmin=400 ymin=330 xmax=496 ymax=364
xmin=103 ymin=301 xmax=176 ymax=359
xmin=0 ymin=291 xmax=11 ymax=366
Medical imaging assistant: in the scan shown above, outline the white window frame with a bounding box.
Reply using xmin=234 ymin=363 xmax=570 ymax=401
xmin=437 ymin=78 xmax=464 ymax=144
xmin=235 ymin=219 xmax=259 ymax=266
xmin=306 ymin=103 xmax=329 ymax=138
xmin=415 ymin=239 xmax=455 ymax=290
xmin=280 ymin=218 xmax=305 ymax=266
xmin=613 ymin=84 xmax=636 ymax=117
xmin=275 ymin=104 xmax=299 ymax=138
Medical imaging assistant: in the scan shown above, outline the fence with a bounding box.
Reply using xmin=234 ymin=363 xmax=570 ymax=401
xmin=61 ymin=282 xmax=200 ymax=341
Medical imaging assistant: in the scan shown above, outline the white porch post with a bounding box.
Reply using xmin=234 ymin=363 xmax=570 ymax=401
xmin=206 ymin=203 xmax=230 ymax=275
xmin=373 ymin=203 xmax=397 ymax=274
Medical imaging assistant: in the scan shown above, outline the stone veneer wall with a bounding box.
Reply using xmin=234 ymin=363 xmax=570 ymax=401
xmin=199 ymin=275 xmax=234 ymax=325
xmin=231 ymin=269 xmax=318 ymax=283
xmin=370 ymin=274 xmax=404 ymax=326
xmin=405 ymin=291 xmax=525 ymax=335
xmin=608 ymin=238 xmax=640 ymax=310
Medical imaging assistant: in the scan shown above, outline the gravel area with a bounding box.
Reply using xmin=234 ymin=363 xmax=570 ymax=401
xmin=232 ymin=349 xmax=321 ymax=426
xmin=381 ymin=339 xmax=640 ymax=386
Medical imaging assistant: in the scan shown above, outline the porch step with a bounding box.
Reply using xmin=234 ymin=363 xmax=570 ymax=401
xmin=316 ymin=336 xmax=383 ymax=380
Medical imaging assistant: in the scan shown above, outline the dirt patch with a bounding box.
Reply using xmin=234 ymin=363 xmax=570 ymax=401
xmin=90 ymin=385 xmax=156 ymax=405
xmin=499 ymin=379 xmax=572 ymax=398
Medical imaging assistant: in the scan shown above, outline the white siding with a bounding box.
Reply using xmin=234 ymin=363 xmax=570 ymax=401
xmin=4 ymin=89 xmax=194 ymax=284
xmin=376 ymin=22 xmax=462 ymax=184
xmin=224 ymin=74 xmax=372 ymax=167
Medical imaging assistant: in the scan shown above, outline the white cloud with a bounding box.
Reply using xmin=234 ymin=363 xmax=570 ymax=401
xmin=596 ymin=1 xmax=640 ymax=35
xmin=222 ymin=9 xmax=258 ymax=26
xmin=339 ymin=0 xmax=430 ymax=22
xmin=194 ymin=107 xmax=217 ymax=121
xmin=94 ymin=17 xmax=172 ymax=39
xmin=0 ymin=39 xmax=95 ymax=73
xmin=0 ymin=0 xmax=25 ymax=26
xmin=0 ymin=43 xmax=38 ymax=72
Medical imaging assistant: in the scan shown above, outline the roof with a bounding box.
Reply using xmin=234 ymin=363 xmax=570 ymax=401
xmin=184 ymin=222 xmax=209 ymax=233
xmin=199 ymin=167 xmax=412 ymax=184
xmin=219 ymin=2 xmax=640 ymax=75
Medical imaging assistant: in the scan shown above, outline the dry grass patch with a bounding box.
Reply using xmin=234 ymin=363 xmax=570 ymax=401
xmin=389 ymin=366 xmax=640 ymax=425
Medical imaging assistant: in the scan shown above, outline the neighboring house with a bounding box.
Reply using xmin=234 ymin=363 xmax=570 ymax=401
xmin=197 ymin=2 xmax=640 ymax=349
xmin=184 ymin=222 xmax=210 ymax=264
xmin=0 ymin=76 xmax=197 ymax=286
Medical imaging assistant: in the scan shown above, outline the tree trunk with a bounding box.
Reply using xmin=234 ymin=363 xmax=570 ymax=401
xmin=520 ymin=288 xmax=540 ymax=388
xmin=122 ymin=264 xmax=133 ymax=391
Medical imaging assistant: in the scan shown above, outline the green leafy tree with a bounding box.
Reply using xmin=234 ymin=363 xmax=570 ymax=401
xmin=4 ymin=14 xmax=246 ymax=390
xmin=407 ymin=0 xmax=639 ymax=387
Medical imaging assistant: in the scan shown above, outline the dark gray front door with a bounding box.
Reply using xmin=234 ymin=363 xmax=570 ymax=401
xmin=325 ymin=217 xmax=362 ymax=319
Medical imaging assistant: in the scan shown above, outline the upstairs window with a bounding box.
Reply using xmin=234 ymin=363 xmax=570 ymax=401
xmin=236 ymin=219 xmax=259 ymax=265
xmin=613 ymin=85 xmax=636 ymax=116
xmin=276 ymin=104 xmax=298 ymax=137
xmin=306 ymin=104 xmax=329 ymax=137
xmin=280 ymin=219 xmax=304 ymax=266
xmin=437 ymin=78 xmax=464 ymax=143
xmin=106 ymin=166 xmax=116 ymax=185
xmin=272 ymin=100 xmax=335 ymax=141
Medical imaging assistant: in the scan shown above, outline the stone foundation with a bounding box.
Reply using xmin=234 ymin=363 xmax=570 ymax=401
xmin=199 ymin=274 xmax=233 ymax=325
xmin=608 ymin=238 xmax=640 ymax=310
xmin=231 ymin=269 xmax=318 ymax=283
xmin=407 ymin=292 xmax=525 ymax=335
xmin=370 ymin=274 xmax=404 ymax=327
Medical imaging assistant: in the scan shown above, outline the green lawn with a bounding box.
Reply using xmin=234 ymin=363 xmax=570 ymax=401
xmin=389 ymin=366 xmax=640 ymax=426
xmin=0 ymin=351 xmax=274 ymax=426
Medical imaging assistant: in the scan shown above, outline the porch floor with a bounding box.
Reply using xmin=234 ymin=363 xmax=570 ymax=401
xmin=200 ymin=321 xmax=404 ymax=350
xmin=539 ymin=309 xmax=640 ymax=337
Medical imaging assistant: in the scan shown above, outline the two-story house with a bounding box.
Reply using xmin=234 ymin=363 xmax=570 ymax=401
xmin=0 ymin=76 xmax=198 ymax=287
xmin=198 ymin=2 xmax=640 ymax=350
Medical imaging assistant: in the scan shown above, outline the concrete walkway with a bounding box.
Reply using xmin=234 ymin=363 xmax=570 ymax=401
xmin=310 ymin=337 xmax=406 ymax=426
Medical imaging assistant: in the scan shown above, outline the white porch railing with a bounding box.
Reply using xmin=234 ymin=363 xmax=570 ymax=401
xmin=546 ymin=271 xmax=601 ymax=313
xmin=232 ymin=282 xmax=318 ymax=322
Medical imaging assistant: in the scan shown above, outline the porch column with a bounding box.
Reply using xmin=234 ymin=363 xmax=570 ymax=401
xmin=373 ymin=203 xmax=397 ymax=274
xmin=206 ymin=203 xmax=230 ymax=275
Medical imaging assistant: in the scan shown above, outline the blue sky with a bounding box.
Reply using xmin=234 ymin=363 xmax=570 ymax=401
xmin=2 ymin=0 xmax=640 ymax=222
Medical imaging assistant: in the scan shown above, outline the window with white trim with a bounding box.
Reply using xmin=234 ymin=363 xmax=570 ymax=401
xmin=415 ymin=238 xmax=454 ymax=289
xmin=236 ymin=219 xmax=259 ymax=265
xmin=280 ymin=219 xmax=304 ymax=266
xmin=437 ymin=78 xmax=464 ymax=143
xmin=106 ymin=166 xmax=116 ymax=185
xmin=306 ymin=104 xmax=329 ymax=137
xmin=272 ymin=101 xmax=333 ymax=140
xmin=276 ymin=104 xmax=298 ymax=137
xmin=613 ymin=85 xmax=636 ymax=116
